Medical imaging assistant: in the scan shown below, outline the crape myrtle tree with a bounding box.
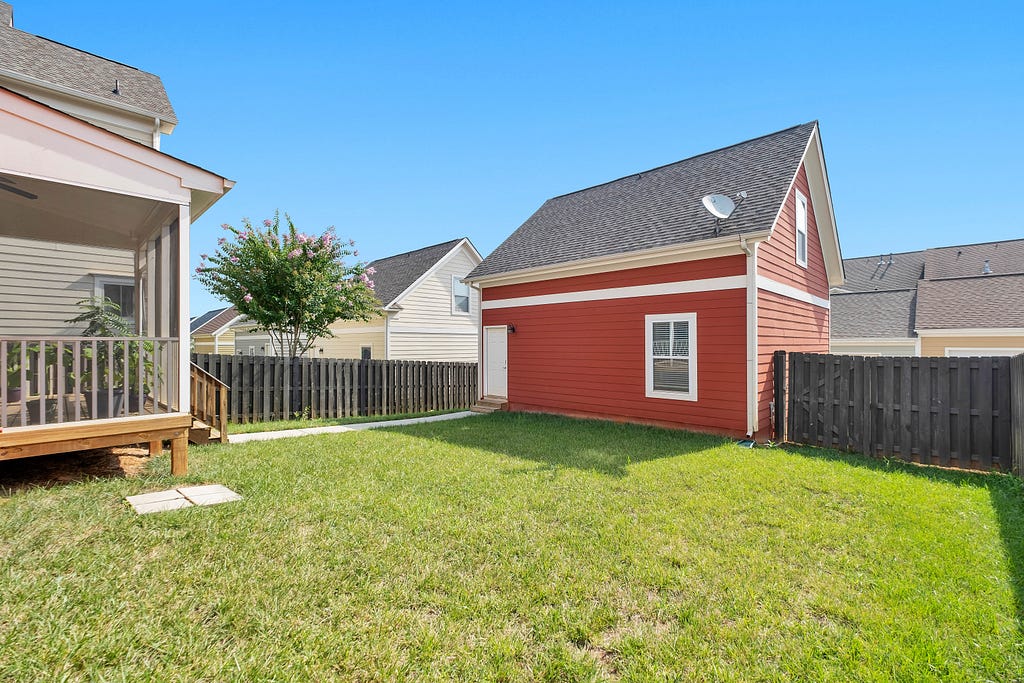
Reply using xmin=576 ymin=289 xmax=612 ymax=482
xmin=196 ymin=211 xmax=379 ymax=358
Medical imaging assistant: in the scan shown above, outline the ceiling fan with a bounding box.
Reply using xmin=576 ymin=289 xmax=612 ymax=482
xmin=0 ymin=175 xmax=38 ymax=200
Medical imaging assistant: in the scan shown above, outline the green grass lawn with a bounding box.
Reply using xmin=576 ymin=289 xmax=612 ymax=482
xmin=227 ymin=408 xmax=463 ymax=434
xmin=2 ymin=412 xmax=1023 ymax=681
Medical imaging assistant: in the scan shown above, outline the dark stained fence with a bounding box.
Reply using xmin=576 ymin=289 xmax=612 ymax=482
xmin=191 ymin=354 xmax=478 ymax=423
xmin=784 ymin=351 xmax=1015 ymax=472
xmin=1013 ymin=353 xmax=1024 ymax=476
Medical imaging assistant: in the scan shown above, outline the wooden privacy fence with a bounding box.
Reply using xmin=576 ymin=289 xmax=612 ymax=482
xmin=776 ymin=351 xmax=1020 ymax=473
xmin=191 ymin=353 xmax=478 ymax=423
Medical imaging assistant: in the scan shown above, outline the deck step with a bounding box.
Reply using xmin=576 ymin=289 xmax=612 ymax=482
xmin=470 ymin=397 xmax=508 ymax=414
xmin=189 ymin=419 xmax=212 ymax=445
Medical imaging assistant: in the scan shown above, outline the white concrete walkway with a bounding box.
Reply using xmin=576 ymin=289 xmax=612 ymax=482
xmin=228 ymin=410 xmax=479 ymax=444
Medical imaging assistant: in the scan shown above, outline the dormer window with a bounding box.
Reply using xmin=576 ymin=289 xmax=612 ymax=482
xmin=795 ymin=190 xmax=808 ymax=268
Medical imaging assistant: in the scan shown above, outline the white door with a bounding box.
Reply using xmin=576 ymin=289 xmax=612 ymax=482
xmin=484 ymin=326 xmax=508 ymax=398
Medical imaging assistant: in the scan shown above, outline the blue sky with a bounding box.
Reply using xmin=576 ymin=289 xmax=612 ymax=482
xmin=21 ymin=1 xmax=1024 ymax=315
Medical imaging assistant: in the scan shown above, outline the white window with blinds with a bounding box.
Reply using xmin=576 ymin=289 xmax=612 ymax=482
xmin=452 ymin=275 xmax=471 ymax=314
xmin=645 ymin=313 xmax=697 ymax=401
xmin=795 ymin=190 xmax=808 ymax=268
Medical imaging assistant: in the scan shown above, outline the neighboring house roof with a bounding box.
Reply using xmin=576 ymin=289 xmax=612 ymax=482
xmin=368 ymin=238 xmax=477 ymax=308
xmin=833 ymin=251 xmax=925 ymax=293
xmin=190 ymin=306 xmax=239 ymax=335
xmin=924 ymin=238 xmax=1024 ymax=280
xmin=831 ymin=237 xmax=1024 ymax=341
xmin=468 ymin=122 xmax=820 ymax=280
xmin=915 ymin=274 xmax=1024 ymax=330
xmin=0 ymin=2 xmax=176 ymax=122
xmin=830 ymin=289 xmax=917 ymax=339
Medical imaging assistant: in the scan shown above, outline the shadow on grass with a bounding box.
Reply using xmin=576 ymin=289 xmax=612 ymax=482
xmin=0 ymin=446 xmax=151 ymax=497
xmin=779 ymin=442 xmax=1024 ymax=630
xmin=382 ymin=411 xmax=731 ymax=477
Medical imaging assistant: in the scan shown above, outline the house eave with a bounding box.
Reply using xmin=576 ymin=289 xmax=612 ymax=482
xmin=0 ymin=67 xmax=177 ymax=127
xmin=465 ymin=231 xmax=771 ymax=288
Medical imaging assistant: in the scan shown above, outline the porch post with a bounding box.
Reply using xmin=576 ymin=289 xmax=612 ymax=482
xmin=177 ymin=204 xmax=191 ymax=417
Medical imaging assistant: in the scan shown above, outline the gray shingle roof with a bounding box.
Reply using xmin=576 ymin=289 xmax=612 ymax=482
xmin=830 ymin=289 xmax=917 ymax=339
xmin=924 ymin=239 xmax=1024 ymax=280
xmin=832 ymin=251 xmax=926 ymax=293
xmin=368 ymin=239 xmax=465 ymax=307
xmin=467 ymin=122 xmax=817 ymax=280
xmin=915 ymin=274 xmax=1024 ymax=330
xmin=0 ymin=3 xmax=176 ymax=122
xmin=191 ymin=306 xmax=238 ymax=334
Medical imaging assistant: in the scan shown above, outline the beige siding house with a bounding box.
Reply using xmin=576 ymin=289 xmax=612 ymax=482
xmin=232 ymin=238 xmax=482 ymax=362
xmin=0 ymin=236 xmax=134 ymax=335
xmin=0 ymin=1 xmax=233 ymax=472
xmin=831 ymin=239 xmax=1024 ymax=357
xmin=190 ymin=306 xmax=242 ymax=354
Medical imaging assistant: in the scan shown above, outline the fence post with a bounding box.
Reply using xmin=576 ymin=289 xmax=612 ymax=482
xmin=773 ymin=350 xmax=786 ymax=442
xmin=1012 ymin=353 xmax=1024 ymax=476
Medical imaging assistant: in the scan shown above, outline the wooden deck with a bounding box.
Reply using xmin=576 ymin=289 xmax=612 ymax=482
xmin=0 ymin=413 xmax=192 ymax=475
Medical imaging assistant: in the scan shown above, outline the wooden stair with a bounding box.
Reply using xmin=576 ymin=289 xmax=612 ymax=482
xmin=470 ymin=396 xmax=508 ymax=414
xmin=188 ymin=418 xmax=222 ymax=445
xmin=189 ymin=363 xmax=229 ymax=444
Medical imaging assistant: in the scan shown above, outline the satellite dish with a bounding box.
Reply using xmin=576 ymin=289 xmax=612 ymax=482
xmin=702 ymin=194 xmax=735 ymax=219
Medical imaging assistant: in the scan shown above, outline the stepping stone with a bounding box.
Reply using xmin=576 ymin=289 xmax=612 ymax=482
xmin=178 ymin=484 xmax=242 ymax=506
xmin=126 ymin=485 xmax=241 ymax=514
xmin=126 ymin=490 xmax=192 ymax=515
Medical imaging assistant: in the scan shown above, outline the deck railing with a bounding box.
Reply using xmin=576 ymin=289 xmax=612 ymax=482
xmin=190 ymin=362 xmax=228 ymax=442
xmin=1 ymin=337 xmax=180 ymax=428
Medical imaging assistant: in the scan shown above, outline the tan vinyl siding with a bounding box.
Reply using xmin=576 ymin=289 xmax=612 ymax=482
xmin=920 ymin=334 xmax=1024 ymax=357
xmin=388 ymin=330 xmax=478 ymax=362
xmin=830 ymin=340 xmax=918 ymax=356
xmin=320 ymin=326 xmax=386 ymax=359
xmin=0 ymin=236 xmax=133 ymax=335
xmin=192 ymin=329 xmax=236 ymax=355
xmin=387 ymin=245 xmax=480 ymax=362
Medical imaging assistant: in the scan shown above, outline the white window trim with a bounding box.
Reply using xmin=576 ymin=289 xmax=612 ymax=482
xmin=644 ymin=312 xmax=697 ymax=402
xmin=451 ymin=275 xmax=471 ymax=315
xmin=93 ymin=274 xmax=135 ymax=302
xmin=93 ymin=274 xmax=136 ymax=324
xmin=795 ymin=190 xmax=808 ymax=269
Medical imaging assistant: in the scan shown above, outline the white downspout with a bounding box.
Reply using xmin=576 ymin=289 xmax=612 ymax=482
xmin=741 ymin=236 xmax=759 ymax=438
xmin=384 ymin=312 xmax=390 ymax=360
xmin=152 ymin=117 xmax=161 ymax=151
xmin=471 ymin=282 xmax=483 ymax=400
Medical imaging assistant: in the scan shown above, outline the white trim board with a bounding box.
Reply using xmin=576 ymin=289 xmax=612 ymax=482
xmin=390 ymin=326 xmax=478 ymax=335
xmin=326 ymin=326 xmax=387 ymax=335
xmin=756 ymin=276 xmax=830 ymax=309
xmin=946 ymin=347 xmax=1024 ymax=357
xmin=916 ymin=328 xmax=1024 ymax=337
xmin=481 ymin=275 xmax=747 ymax=310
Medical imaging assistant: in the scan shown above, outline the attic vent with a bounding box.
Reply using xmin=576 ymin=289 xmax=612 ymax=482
xmin=983 ymin=259 xmax=992 ymax=274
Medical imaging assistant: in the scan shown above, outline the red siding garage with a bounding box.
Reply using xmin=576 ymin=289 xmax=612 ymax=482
xmin=482 ymin=257 xmax=751 ymax=436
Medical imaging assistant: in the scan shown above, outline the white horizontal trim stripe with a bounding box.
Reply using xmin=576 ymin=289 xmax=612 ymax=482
xmin=326 ymin=326 xmax=386 ymax=335
xmin=916 ymin=328 xmax=1024 ymax=337
xmin=389 ymin=326 xmax=478 ymax=335
xmin=756 ymin=276 xmax=830 ymax=309
xmin=481 ymin=275 xmax=747 ymax=310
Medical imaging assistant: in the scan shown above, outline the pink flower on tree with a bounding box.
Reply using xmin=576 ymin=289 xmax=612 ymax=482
xmin=243 ymin=293 xmax=253 ymax=303
xmin=263 ymin=219 xmax=272 ymax=227
xmin=288 ymin=248 xmax=302 ymax=259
